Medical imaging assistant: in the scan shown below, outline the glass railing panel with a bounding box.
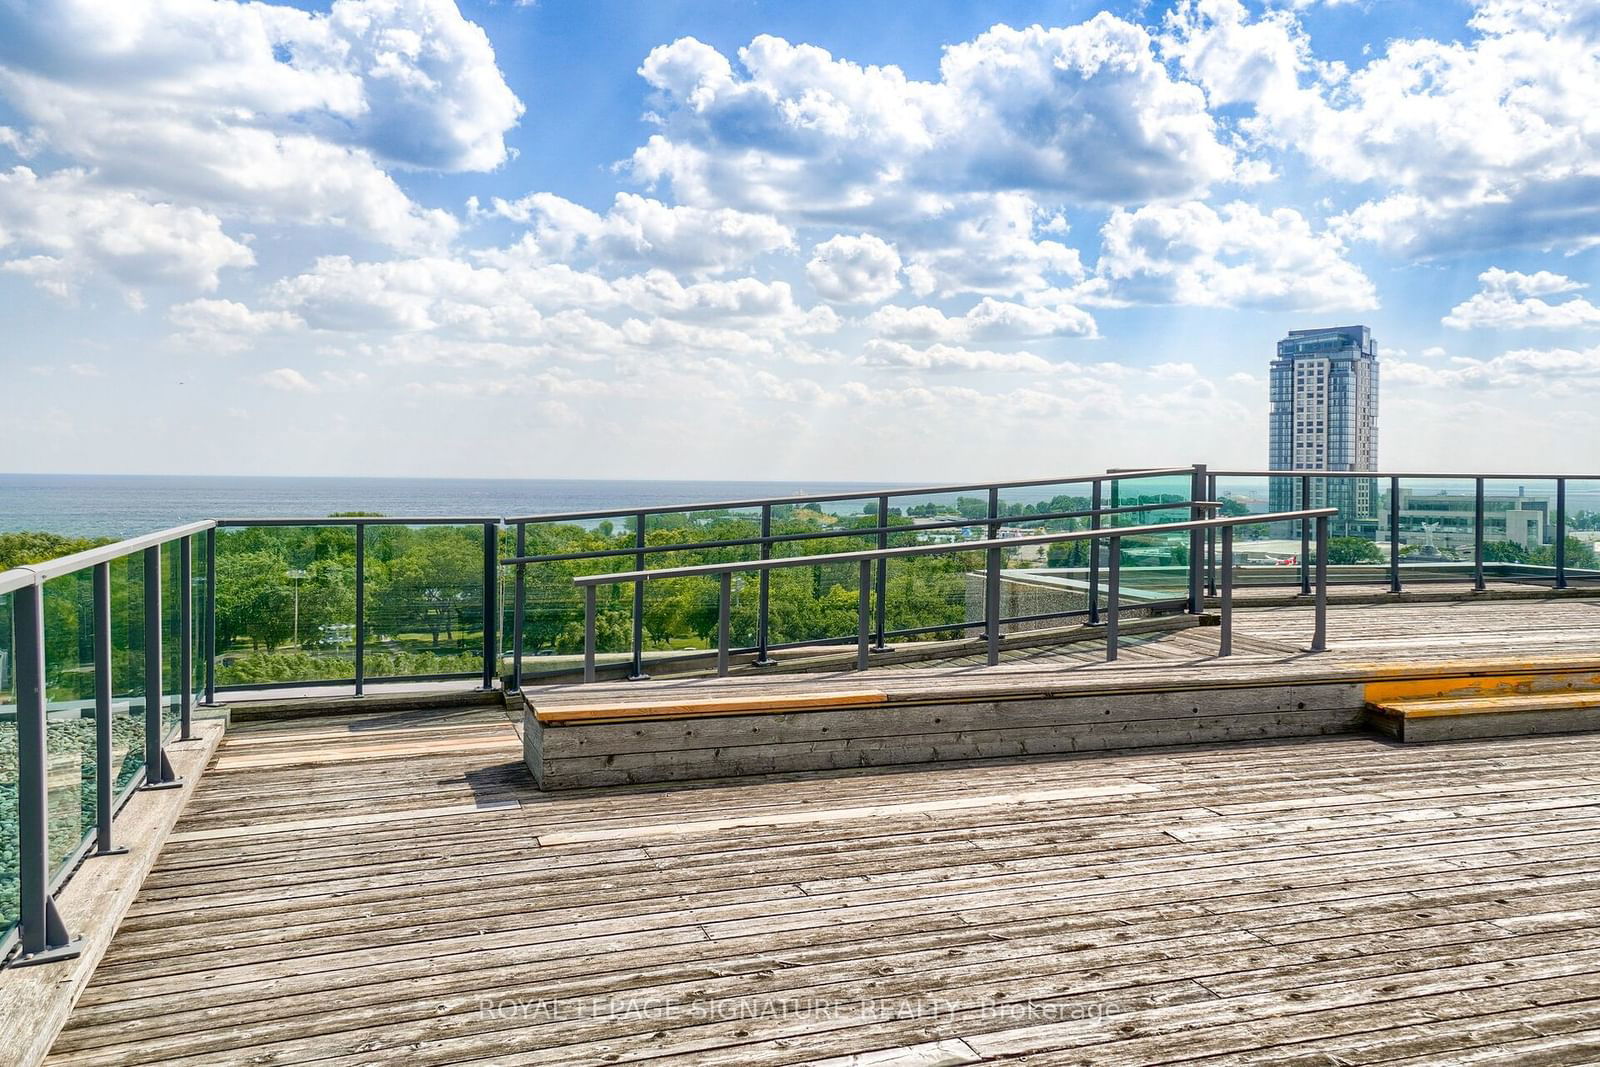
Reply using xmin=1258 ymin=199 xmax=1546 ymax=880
xmin=1293 ymin=474 xmax=1385 ymax=586
xmin=40 ymin=569 xmax=96 ymax=879
xmin=1476 ymin=478 xmax=1559 ymax=587
xmin=1208 ymin=475 xmax=1289 ymax=591
xmin=161 ymin=540 xmax=184 ymax=735
xmin=1567 ymin=478 xmax=1600 ymax=587
xmin=1107 ymin=473 xmax=1193 ymax=599
xmin=519 ymin=519 xmax=635 ymax=673
xmin=215 ymin=526 xmax=357 ymax=687
xmin=874 ymin=492 xmax=979 ymax=643
xmin=362 ymin=525 xmax=482 ymax=680
xmin=881 ymin=550 xmax=986 ymax=641
xmin=1396 ymin=478 xmax=1479 ymax=584
xmin=636 ymin=508 xmax=762 ymax=665
xmin=767 ymin=498 xmax=878 ymax=648
xmin=110 ymin=555 xmax=146 ymax=796
xmin=1 ymin=589 xmax=20 ymax=938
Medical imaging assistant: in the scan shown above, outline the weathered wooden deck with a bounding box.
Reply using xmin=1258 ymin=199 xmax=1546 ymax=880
xmin=35 ymin=599 xmax=1600 ymax=1066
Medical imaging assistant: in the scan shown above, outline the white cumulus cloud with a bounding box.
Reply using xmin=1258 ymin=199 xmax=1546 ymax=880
xmin=1093 ymin=200 xmax=1376 ymax=311
xmin=1444 ymin=268 xmax=1600 ymax=330
xmin=806 ymin=234 xmax=903 ymax=304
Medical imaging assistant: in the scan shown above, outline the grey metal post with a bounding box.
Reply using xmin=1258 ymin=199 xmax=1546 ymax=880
xmin=1299 ymin=474 xmax=1311 ymax=596
xmin=1219 ymin=526 xmax=1233 ymax=657
xmin=1106 ymin=537 xmax=1120 ymax=663
xmin=511 ymin=522 xmax=526 ymax=690
xmin=1312 ymin=515 xmax=1329 ymax=652
xmin=1473 ymin=477 xmax=1486 ymax=592
xmin=582 ymin=585 xmax=597 ymax=684
xmin=140 ymin=546 xmax=179 ymax=791
xmin=1189 ymin=464 xmax=1206 ymax=614
xmin=754 ymin=505 xmax=775 ymax=667
xmin=857 ymin=559 xmax=871 ymax=671
xmin=1088 ymin=480 xmax=1102 ymax=625
xmin=12 ymin=579 xmax=82 ymax=966
xmin=717 ymin=573 xmax=732 ymax=677
xmin=629 ymin=513 xmax=648 ymax=680
xmin=1389 ymin=476 xmax=1402 ymax=594
xmin=985 ymin=546 xmax=1002 ymax=667
xmin=179 ymin=535 xmax=193 ymax=741
xmin=203 ymin=527 xmax=216 ymax=705
xmin=1556 ymin=479 xmax=1568 ymax=589
xmin=481 ymin=522 xmax=498 ymax=691
xmin=985 ymin=487 xmax=1001 ymax=643
xmin=354 ymin=523 xmax=365 ymax=697
xmin=91 ymin=564 xmax=127 ymax=858
xmin=873 ymin=494 xmax=890 ymax=651
xmin=1206 ymin=473 xmax=1218 ymax=597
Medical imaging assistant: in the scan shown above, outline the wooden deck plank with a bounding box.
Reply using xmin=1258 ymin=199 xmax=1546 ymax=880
xmin=39 ymin=598 xmax=1600 ymax=1065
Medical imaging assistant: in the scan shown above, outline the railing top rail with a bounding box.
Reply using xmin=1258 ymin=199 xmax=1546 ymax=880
xmin=215 ymin=516 xmax=503 ymax=527
xmin=1213 ymin=469 xmax=1600 ymax=481
xmin=505 ymin=498 xmax=1219 ymax=566
xmin=0 ymin=567 xmax=34 ymax=595
xmin=19 ymin=520 xmax=216 ymax=582
xmin=570 ymin=507 xmax=1334 ymax=587
xmin=504 ymin=466 xmax=1200 ymax=525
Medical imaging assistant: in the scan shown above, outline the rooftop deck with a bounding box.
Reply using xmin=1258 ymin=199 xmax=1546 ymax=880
xmin=37 ymin=597 xmax=1600 ymax=1065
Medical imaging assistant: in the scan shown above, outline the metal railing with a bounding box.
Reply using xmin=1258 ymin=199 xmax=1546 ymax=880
xmin=501 ymin=465 xmax=1212 ymax=685
xmin=211 ymin=517 xmax=502 ymax=696
xmin=1 ymin=521 xmax=209 ymax=967
xmin=1204 ymin=469 xmax=1600 ymax=597
xmin=569 ymin=508 xmax=1338 ymax=682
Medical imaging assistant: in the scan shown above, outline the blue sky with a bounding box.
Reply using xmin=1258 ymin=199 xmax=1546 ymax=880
xmin=1 ymin=0 xmax=1597 ymax=480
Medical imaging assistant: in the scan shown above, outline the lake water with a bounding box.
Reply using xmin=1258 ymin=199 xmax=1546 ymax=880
xmin=0 ymin=474 xmax=900 ymax=538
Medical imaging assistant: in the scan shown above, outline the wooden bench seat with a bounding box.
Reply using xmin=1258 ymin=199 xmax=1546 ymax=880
xmin=1367 ymin=690 xmax=1600 ymax=742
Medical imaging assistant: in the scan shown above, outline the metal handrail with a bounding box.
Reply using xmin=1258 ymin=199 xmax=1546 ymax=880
xmin=0 ymin=567 xmax=34 ymax=595
xmin=1213 ymin=469 xmax=1600 ymax=480
xmin=505 ymin=466 xmax=1213 ymax=683
xmin=215 ymin=516 xmax=502 ymax=527
xmin=504 ymin=465 xmax=1199 ymax=524
xmin=569 ymin=507 xmax=1336 ymax=682
xmin=18 ymin=521 xmax=214 ymax=582
xmin=499 ymin=498 xmax=1211 ymax=567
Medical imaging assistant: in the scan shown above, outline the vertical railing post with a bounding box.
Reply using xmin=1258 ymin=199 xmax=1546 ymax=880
xmin=1088 ymin=480 xmax=1102 ymax=625
xmin=1219 ymin=525 xmax=1234 ymax=657
xmin=481 ymin=522 xmax=498 ymax=691
xmin=1312 ymin=515 xmax=1329 ymax=652
xmin=630 ymin=512 xmax=648 ymax=681
xmin=1389 ymin=476 xmax=1402 ymax=594
xmin=873 ymin=494 xmax=890 ymax=652
xmin=857 ymin=559 xmax=871 ymax=671
xmin=985 ymin=545 xmax=1002 ymax=667
xmin=1188 ymin=464 xmax=1206 ymax=614
xmin=511 ymin=522 xmax=526 ymax=690
xmin=754 ymin=504 xmax=775 ymax=667
xmin=354 ymin=522 xmax=366 ymax=697
xmin=1556 ymin=479 xmax=1568 ymax=590
xmin=12 ymin=578 xmax=82 ymax=966
xmin=203 ymin=527 xmax=216 ymax=705
xmin=582 ymin=585 xmax=597 ymax=684
xmin=1105 ymin=536 xmax=1120 ymax=663
xmin=717 ymin=573 xmax=732 ymax=678
xmin=1206 ymin=473 xmax=1218 ymax=597
xmin=92 ymin=563 xmax=126 ymax=858
xmin=179 ymin=535 xmax=193 ymax=741
xmin=1299 ymin=474 xmax=1311 ymax=596
xmin=140 ymin=546 xmax=179 ymax=791
xmin=1474 ymin=477 xmax=1486 ymax=592
xmin=985 ymin=487 xmax=1001 ymax=644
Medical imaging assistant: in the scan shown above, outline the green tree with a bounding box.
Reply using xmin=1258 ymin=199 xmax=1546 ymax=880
xmin=1327 ymin=537 xmax=1384 ymax=565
